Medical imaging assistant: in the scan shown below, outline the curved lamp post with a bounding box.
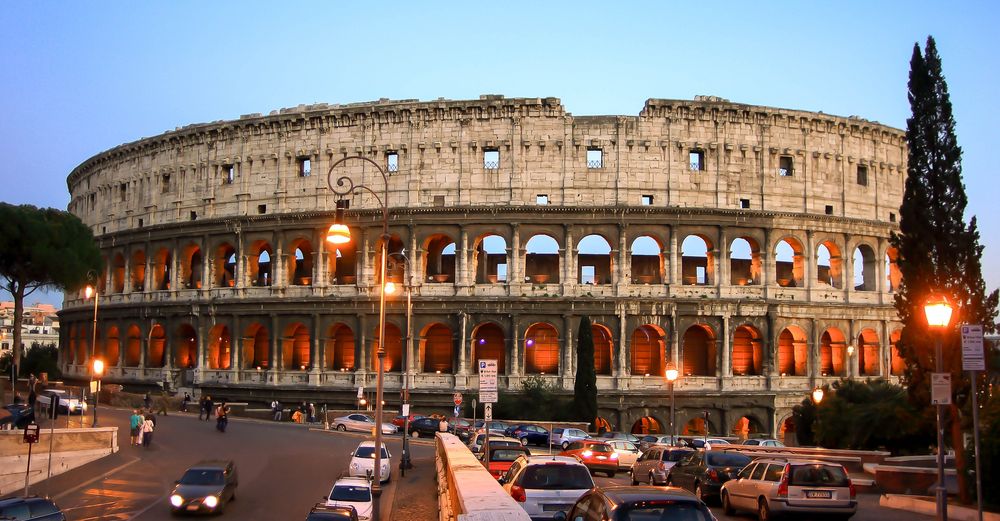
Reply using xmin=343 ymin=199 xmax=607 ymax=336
xmin=84 ymin=271 xmax=101 ymax=427
xmin=385 ymin=251 xmax=414 ymax=474
xmin=665 ymin=365 xmax=679 ymax=443
xmin=924 ymin=294 xmax=954 ymax=521
xmin=325 ymin=156 xmax=390 ymax=520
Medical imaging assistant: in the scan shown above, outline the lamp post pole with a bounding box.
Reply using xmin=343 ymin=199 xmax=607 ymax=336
xmin=326 ymin=156 xmax=391 ymax=521
xmin=388 ymin=252 xmax=414 ymax=473
xmin=924 ymin=295 xmax=954 ymax=521
xmin=85 ymin=273 xmax=100 ymax=428
xmin=665 ymin=366 xmax=678 ymax=443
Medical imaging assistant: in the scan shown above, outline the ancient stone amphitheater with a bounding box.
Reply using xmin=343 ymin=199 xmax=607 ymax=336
xmin=59 ymin=95 xmax=906 ymax=438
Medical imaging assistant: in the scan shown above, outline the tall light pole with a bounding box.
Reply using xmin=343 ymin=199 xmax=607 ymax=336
xmin=665 ymin=364 xmax=678 ymax=443
xmin=325 ymin=156 xmax=390 ymax=520
xmin=925 ymin=295 xmax=954 ymax=521
xmin=91 ymin=359 xmax=104 ymax=427
xmin=85 ymin=274 xmax=100 ymax=427
xmin=386 ymin=251 xmax=413 ymax=473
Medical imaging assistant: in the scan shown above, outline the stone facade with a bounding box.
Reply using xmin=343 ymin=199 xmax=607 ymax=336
xmin=59 ymin=95 xmax=907 ymax=438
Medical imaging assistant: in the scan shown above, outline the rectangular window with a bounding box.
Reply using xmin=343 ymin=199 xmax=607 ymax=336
xmin=779 ymin=156 xmax=794 ymax=176
xmin=484 ymin=149 xmax=500 ymax=170
xmin=298 ymin=157 xmax=311 ymax=177
xmin=536 ymin=194 xmax=549 ymax=205
xmin=581 ymin=266 xmax=596 ymax=285
xmin=889 ymin=212 xmax=896 ymax=222
xmin=696 ymin=266 xmax=706 ymax=285
xmin=120 ymin=183 xmax=127 ymax=202
xmin=825 ymin=205 xmax=834 ymax=215
xmin=190 ymin=211 xmax=197 ymax=221
xmin=641 ymin=195 xmax=653 ymax=206
xmin=161 ymin=174 xmax=170 ymax=193
xmin=740 ymin=198 xmax=750 ymax=209
xmin=387 ymin=152 xmax=399 ymax=173
xmin=137 ymin=218 xmax=144 ymax=228
xmin=257 ymin=204 xmax=267 ymax=214
xmin=433 ymin=195 xmax=445 ymax=207
xmin=223 ymin=164 xmax=235 ymax=184
xmin=587 ymin=148 xmax=603 ymax=169
xmin=689 ymin=150 xmax=705 ymax=171
xmin=856 ymin=165 xmax=868 ymax=186
xmin=89 ymin=193 xmax=96 ymax=210
xmin=497 ymin=264 xmax=508 ymax=282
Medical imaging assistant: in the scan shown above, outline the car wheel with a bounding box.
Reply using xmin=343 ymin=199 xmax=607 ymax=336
xmin=561 ymin=441 xmax=569 ymax=450
xmin=757 ymin=498 xmax=771 ymax=521
xmin=630 ymin=472 xmax=639 ymax=486
xmin=722 ymin=491 xmax=734 ymax=516
xmin=336 ymin=424 xmax=347 ymax=431
xmin=605 ymin=469 xmax=615 ymax=478
xmin=520 ymin=437 xmax=529 ymax=446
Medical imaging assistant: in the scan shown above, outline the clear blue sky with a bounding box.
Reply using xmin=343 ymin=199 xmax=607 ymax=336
xmin=2 ymin=1 xmax=998 ymax=307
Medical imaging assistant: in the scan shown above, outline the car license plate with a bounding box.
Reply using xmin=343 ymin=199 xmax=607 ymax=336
xmin=186 ymin=504 xmax=200 ymax=511
xmin=806 ymin=490 xmax=832 ymax=499
xmin=596 ymin=456 xmax=606 ymax=460
xmin=543 ymin=504 xmax=571 ymax=511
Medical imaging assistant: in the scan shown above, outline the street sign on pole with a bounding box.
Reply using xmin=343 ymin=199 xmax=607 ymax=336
xmin=931 ymin=373 xmax=952 ymax=405
xmin=453 ymin=392 xmax=463 ymax=406
xmin=479 ymin=359 xmax=498 ymax=403
xmin=478 ymin=390 xmax=498 ymax=403
xmin=357 ymin=386 xmax=364 ymax=399
xmin=961 ymin=324 xmax=986 ymax=371
xmin=484 ymin=403 xmax=493 ymax=422
xmin=401 ymin=403 xmax=410 ymax=417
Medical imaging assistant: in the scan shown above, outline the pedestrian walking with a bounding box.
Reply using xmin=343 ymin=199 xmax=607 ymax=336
xmin=215 ymin=400 xmax=230 ymax=432
xmin=27 ymin=374 xmax=37 ymax=411
xmin=308 ymin=403 xmax=316 ymax=423
xmin=129 ymin=409 xmax=143 ymax=446
xmin=271 ymin=399 xmax=281 ymax=421
xmin=141 ymin=414 xmax=155 ymax=447
xmin=143 ymin=391 xmax=152 ymax=410
xmin=181 ymin=393 xmax=191 ymax=412
xmin=203 ymin=396 xmax=214 ymax=421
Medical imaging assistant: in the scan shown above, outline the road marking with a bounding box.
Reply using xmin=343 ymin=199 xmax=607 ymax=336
xmin=53 ymin=456 xmax=141 ymax=501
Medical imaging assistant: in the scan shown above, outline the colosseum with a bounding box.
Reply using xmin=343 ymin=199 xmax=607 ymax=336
xmin=59 ymin=94 xmax=906 ymax=439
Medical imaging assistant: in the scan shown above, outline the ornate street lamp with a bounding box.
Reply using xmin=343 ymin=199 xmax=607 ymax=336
xmin=85 ymin=271 xmax=101 ymax=427
xmin=924 ymin=294 xmax=954 ymax=521
xmin=91 ymin=358 xmax=104 ymax=427
xmin=325 ymin=156 xmax=391 ymax=520
xmin=665 ymin=365 xmax=679 ymax=443
xmin=811 ymin=386 xmax=824 ymax=405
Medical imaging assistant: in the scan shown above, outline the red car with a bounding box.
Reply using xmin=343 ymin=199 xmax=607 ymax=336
xmin=482 ymin=446 xmax=531 ymax=479
xmin=392 ymin=414 xmax=424 ymax=428
xmin=559 ymin=440 xmax=619 ymax=477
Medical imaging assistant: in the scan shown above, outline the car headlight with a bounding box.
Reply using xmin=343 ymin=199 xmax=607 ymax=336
xmin=170 ymin=494 xmax=184 ymax=507
xmin=203 ymin=495 xmax=219 ymax=508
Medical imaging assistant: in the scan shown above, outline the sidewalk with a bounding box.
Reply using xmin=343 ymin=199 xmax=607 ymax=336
xmin=388 ymin=448 xmax=439 ymax=520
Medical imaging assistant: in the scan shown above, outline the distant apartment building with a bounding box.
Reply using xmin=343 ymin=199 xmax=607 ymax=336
xmin=0 ymin=302 xmax=60 ymax=356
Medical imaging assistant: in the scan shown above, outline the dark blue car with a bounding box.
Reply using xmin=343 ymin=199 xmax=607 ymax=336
xmin=504 ymin=424 xmax=549 ymax=446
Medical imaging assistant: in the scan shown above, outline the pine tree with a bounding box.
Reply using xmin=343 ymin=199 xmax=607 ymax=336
xmin=572 ymin=315 xmax=598 ymax=429
xmin=890 ymin=36 xmax=999 ymax=504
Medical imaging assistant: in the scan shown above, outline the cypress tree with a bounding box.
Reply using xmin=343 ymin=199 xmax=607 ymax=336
xmin=891 ymin=36 xmax=999 ymax=503
xmin=573 ymin=315 xmax=598 ymax=429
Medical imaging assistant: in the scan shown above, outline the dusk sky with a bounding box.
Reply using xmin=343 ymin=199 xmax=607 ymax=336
xmin=2 ymin=1 xmax=998 ymax=307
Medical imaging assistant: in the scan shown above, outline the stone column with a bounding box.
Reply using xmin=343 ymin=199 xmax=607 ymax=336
xmin=805 ymin=230 xmax=815 ymax=290
xmin=458 ymin=227 xmax=469 ymax=288
xmin=269 ymin=314 xmax=281 ymax=372
xmin=618 ymin=308 xmax=629 ymax=378
xmin=231 ymin=316 xmax=241 ymax=376
xmin=761 ymin=229 xmax=772 ymax=290
xmin=357 ymin=313 xmax=369 ymax=379
xmin=123 ymin=247 xmax=132 ymax=295
xmin=617 ymin=223 xmax=628 ymax=291
xmin=310 ymin=313 xmax=322 ymax=385
xmin=718 ymin=227 xmax=729 ymax=288
xmin=562 ymin=224 xmax=574 ymax=290
xmin=510 ymin=224 xmax=522 ymax=286
xmin=721 ymin=314 xmax=731 ymax=377
xmin=562 ymin=313 xmax=574 ymax=389
xmin=457 ymin=311 xmax=468 ymax=376
xmin=510 ymin=315 xmax=522 ymax=376
xmin=668 ymin=227 xmax=679 ymax=285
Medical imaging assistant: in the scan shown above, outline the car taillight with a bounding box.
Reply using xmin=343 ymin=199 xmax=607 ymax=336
xmin=511 ymin=485 xmax=526 ymax=503
xmin=776 ymin=464 xmax=789 ymax=498
xmin=848 ymin=477 xmax=856 ymax=499
xmin=582 ymin=450 xmax=593 ymax=457
xmin=707 ymin=469 xmax=719 ymax=482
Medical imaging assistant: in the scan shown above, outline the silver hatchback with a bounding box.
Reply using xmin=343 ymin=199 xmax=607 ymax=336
xmin=500 ymin=455 xmax=595 ymax=520
xmin=721 ymin=458 xmax=857 ymax=520
xmin=630 ymin=446 xmax=693 ymax=486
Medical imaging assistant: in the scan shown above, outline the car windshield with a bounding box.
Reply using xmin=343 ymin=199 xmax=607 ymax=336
xmin=789 ymin=464 xmax=850 ymax=487
xmin=623 ymin=503 xmax=713 ymax=521
xmin=354 ymin=447 xmax=390 ymax=458
xmin=330 ymin=484 xmax=372 ymax=502
xmin=705 ymin=453 xmax=751 ymax=467
xmin=490 ymin=449 xmax=527 ymax=462
xmin=520 ymin=464 xmax=594 ymax=490
xmin=179 ymin=469 xmax=224 ymax=486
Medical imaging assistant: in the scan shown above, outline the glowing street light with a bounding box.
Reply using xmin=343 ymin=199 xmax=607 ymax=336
xmin=811 ymin=387 xmax=824 ymax=405
xmin=924 ymin=294 xmax=954 ymax=521
xmin=665 ymin=365 xmax=679 ymax=442
xmin=92 ymin=358 xmax=104 ymax=428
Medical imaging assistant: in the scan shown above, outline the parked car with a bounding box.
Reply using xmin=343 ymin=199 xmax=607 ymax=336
xmin=391 ymin=414 xmax=424 ymax=428
xmin=551 ymin=427 xmax=591 ymax=449
xmin=332 ymin=414 xmax=398 ymax=435
xmin=408 ymin=417 xmax=443 ymax=438
xmin=348 ymin=441 xmax=392 ymax=483
xmin=504 ymin=424 xmax=550 ymax=446
xmin=470 ymin=433 xmax=521 ymax=453
xmin=0 ymin=496 xmax=66 ymax=520
xmin=450 ymin=417 xmax=475 ymax=441
xmin=605 ymin=439 xmax=641 ymax=469
xmin=599 ymin=431 xmax=640 ymax=444
xmin=553 ymin=485 xmax=717 ymax=521
xmin=324 ymin=476 xmax=372 ymax=520
xmin=630 ymin=446 xmax=694 ymax=485
xmin=35 ymin=389 xmax=86 ymax=415
xmin=741 ymin=438 xmax=786 ymax=448
xmin=169 ymin=460 xmax=239 ymax=514
xmin=1 ymin=403 xmax=36 ymax=429
xmin=721 ymin=458 xmax=857 ymax=520
xmin=473 ymin=420 xmax=509 ymax=436
xmin=638 ymin=434 xmax=682 ymax=452
xmin=305 ymin=504 xmax=359 ymax=521
xmin=483 ymin=445 xmax=531 ymax=480
xmin=683 ymin=437 xmax=733 ymax=449
xmin=499 ymin=455 xmax=595 ymax=520
xmin=559 ymin=440 xmax=619 ymax=476
xmin=667 ymin=450 xmax=752 ymax=502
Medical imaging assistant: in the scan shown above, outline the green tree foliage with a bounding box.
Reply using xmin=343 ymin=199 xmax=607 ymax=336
xmin=572 ymin=315 xmax=598 ymax=428
xmin=966 ymin=392 xmax=1000 ymax=509
xmin=0 ymin=203 xmax=102 ymax=400
xmin=810 ymin=379 xmax=928 ymax=452
xmin=791 ymin=397 xmax=817 ymax=446
xmin=890 ymin=36 xmax=999 ymax=499
xmin=20 ymin=342 xmax=62 ymax=380
xmin=470 ymin=376 xmax=574 ymax=423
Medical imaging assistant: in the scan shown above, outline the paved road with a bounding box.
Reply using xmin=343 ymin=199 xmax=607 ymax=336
xmin=25 ymin=407 xmax=436 ymax=521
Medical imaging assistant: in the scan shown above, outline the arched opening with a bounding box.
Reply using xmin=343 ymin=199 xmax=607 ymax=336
xmin=105 ymin=326 xmax=120 ymax=367
xmin=731 ymin=416 xmax=765 ymax=439
xmin=329 ymin=240 xmax=357 ymax=285
xmin=592 ymin=324 xmax=613 ymax=375
xmin=125 ymin=325 xmax=141 ymax=366
xmin=474 ymin=234 xmax=508 ymax=284
xmin=853 ymin=244 xmax=876 ymax=291
xmin=777 ymin=326 xmax=808 ymax=376
xmin=729 ymin=237 xmax=761 ymax=285
xmin=682 ymin=325 xmax=716 ymax=376
xmin=630 ymin=325 xmax=666 ymax=376
xmin=890 ymin=330 xmax=904 ymax=375
xmin=816 ymin=241 xmax=843 ymax=288
xmin=630 ymin=235 xmax=663 ymax=284
xmin=681 ymin=235 xmax=714 ymax=285
xmin=732 ymin=325 xmax=763 ymax=376
xmin=148 ymin=324 xmax=166 ymax=368
xmin=683 ymin=417 xmax=709 ymax=436
xmin=152 ymin=248 xmax=172 ymax=291
xmin=858 ymin=328 xmax=880 ymax=375
xmin=180 ymin=243 xmax=203 ymax=289
xmin=595 ymin=417 xmax=612 ymax=434
xmin=207 ymin=324 xmax=231 ymax=370
xmin=424 ymin=234 xmax=456 ymax=283
xmin=249 ymin=241 xmax=274 ymax=287
xmin=421 ymin=323 xmax=454 ymax=373
xmin=175 ymin=324 xmax=197 ymax=368
xmin=288 ymin=238 xmax=315 ymax=286
xmin=374 ymin=323 xmax=403 ymax=372
xmin=820 ymin=328 xmax=848 ymax=376
xmin=886 ymin=247 xmax=902 ymax=293
xmin=525 ymin=323 xmax=559 ymax=374
xmin=778 ymin=416 xmax=796 ymax=445
xmin=214 ymin=243 xmax=237 ymax=287
xmin=471 ymin=322 xmax=506 ymax=374
xmin=130 ymin=250 xmax=146 ymax=291
xmin=524 ymin=235 xmax=560 ymax=284
xmin=774 ymin=237 xmax=804 ymax=287
xmin=111 ymin=253 xmax=126 ymax=293
xmin=577 ymin=234 xmax=612 ymax=285
xmin=243 ymin=323 xmax=270 ymax=369
xmin=630 ymin=416 xmax=663 ymax=435
xmin=325 ymin=324 xmax=355 ymax=371
xmin=282 ymin=322 xmax=311 ymax=370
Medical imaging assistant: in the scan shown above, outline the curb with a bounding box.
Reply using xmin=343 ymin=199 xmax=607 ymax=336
xmin=880 ymin=494 xmax=999 ymax=521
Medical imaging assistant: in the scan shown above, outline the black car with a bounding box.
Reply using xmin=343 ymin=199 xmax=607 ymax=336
xmin=503 ymin=423 xmax=549 ymax=446
xmin=555 ymin=485 xmax=716 ymax=521
xmin=305 ymin=504 xmax=359 ymax=521
xmin=1 ymin=403 xmax=36 ymax=429
xmin=169 ymin=460 xmax=239 ymax=514
xmin=0 ymin=496 xmax=65 ymax=520
xmin=408 ymin=417 xmax=442 ymax=438
xmin=667 ymin=450 xmax=752 ymax=502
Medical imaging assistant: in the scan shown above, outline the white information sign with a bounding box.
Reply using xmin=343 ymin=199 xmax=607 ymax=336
xmin=357 ymin=386 xmax=364 ymax=399
xmin=484 ymin=403 xmax=493 ymax=422
xmin=931 ymin=373 xmax=952 ymax=405
xmin=478 ymin=359 xmax=498 ymax=403
xmin=479 ymin=390 xmax=498 ymax=404
xmin=961 ymin=324 xmax=986 ymax=371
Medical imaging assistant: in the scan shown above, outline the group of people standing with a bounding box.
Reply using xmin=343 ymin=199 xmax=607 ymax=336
xmin=129 ymin=409 xmax=157 ymax=448
xmin=272 ymin=400 xmax=317 ymax=424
